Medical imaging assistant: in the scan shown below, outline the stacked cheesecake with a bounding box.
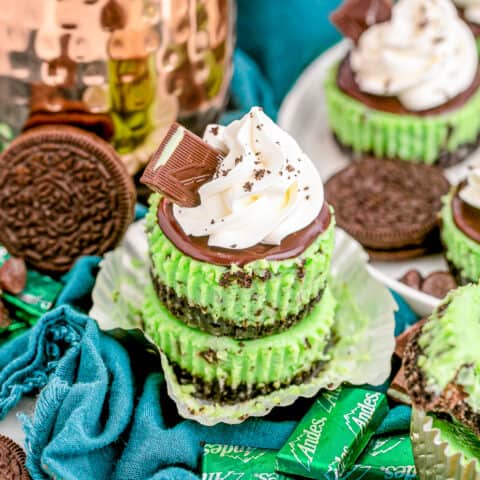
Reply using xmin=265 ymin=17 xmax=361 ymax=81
xmin=141 ymin=108 xmax=339 ymax=416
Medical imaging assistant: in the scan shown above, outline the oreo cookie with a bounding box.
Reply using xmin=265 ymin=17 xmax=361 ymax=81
xmin=325 ymin=157 xmax=450 ymax=260
xmin=0 ymin=126 xmax=136 ymax=274
xmin=0 ymin=435 xmax=31 ymax=479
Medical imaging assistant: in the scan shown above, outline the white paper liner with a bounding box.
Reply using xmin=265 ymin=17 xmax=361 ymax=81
xmin=411 ymin=408 xmax=480 ymax=480
xmin=90 ymin=223 xmax=396 ymax=425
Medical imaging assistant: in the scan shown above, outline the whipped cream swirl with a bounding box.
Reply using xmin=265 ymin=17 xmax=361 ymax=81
xmin=351 ymin=0 xmax=478 ymax=111
xmin=455 ymin=0 xmax=480 ymax=25
xmin=173 ymin=108 xmax=324 ymax=250
xmin=460 ymin=161 xmax=480 ymax=210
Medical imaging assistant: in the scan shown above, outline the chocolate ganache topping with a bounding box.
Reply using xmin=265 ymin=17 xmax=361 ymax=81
xmin=154 ymin=107 xmax=331 ymax=266
xmin=453 ymin=164 xmax=480 ymax=243
xmin=158 ymin=198 xmax=331 ymax=267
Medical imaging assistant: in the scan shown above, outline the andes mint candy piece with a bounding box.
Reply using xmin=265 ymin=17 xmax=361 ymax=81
xmin=331 ymin=0 xmax=393 ymax=43
xmin=141 ymin=123 xmax=222 ymax=207
xmin=0 ymin=258 xmax=27 ymax=295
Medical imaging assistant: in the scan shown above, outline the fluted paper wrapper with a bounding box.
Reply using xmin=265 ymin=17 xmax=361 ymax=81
xmin=411 ymin=408 xmax=480 ymax=480
xmin=90 ymin=224 xmax=396 ymax=425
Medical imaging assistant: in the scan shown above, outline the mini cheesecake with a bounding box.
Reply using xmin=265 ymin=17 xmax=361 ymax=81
xmin=327 ymin=0 xmax=480 ymax=166
xmin=141 ymin=108 xmax=342 ymax=410
xmin=441 ymin=164 xmax=480 ymax=284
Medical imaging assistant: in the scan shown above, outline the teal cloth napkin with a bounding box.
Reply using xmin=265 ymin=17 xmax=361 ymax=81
xmin=0 ymin=295 xmax=413 ymax=480
xmin=0 ymin=2 xmax=419 ymax=478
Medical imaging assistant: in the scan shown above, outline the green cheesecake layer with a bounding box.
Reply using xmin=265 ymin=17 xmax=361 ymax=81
xmin=143 ymin=282 xmax=337 ymax=389
xmin=418 ymin=284 xmax=480 ymax=413
xmin=432 ymin=414 xmax=480 ymax=464
xmin=441 ymin=191 xmax=480 ymax=283
xmin=324 ymin=63 xmax=480 ymax=165
xmin=146 ymin=194 xmax=335 ymax=335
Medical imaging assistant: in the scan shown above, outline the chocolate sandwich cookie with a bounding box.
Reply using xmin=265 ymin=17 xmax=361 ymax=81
xmin=325 ymin=157 xmax=450 ymax=260
xmin=0 ymin=435 xmax=31 ymax=479
xmin=0 ymin=126 xmax=136 ymax=274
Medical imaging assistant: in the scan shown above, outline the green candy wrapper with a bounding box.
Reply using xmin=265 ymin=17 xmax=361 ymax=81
xmin=0 ymin=245 xmax=63 ymax=327
xmin=342 ymin=435 xmax=417 ymax=479
xmin=202 ymin=444 xmax=292 ymax=480
xmin=276 ymin=387 xmax=388 ymax=480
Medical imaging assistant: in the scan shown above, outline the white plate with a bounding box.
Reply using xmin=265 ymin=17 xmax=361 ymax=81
xmin=278 ymin=40 xmax=478 ymax=317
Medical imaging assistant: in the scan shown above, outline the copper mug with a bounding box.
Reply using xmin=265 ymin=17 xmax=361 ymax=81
xmin=0 ymin=0 xmax=235 ymax=174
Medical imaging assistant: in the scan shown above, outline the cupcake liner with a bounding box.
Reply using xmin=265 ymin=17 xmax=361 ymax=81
xmin=146 ymin=194 xmax=335 ymax=336
xmin=90 ymin=224 xmax=396 ymax=425
xmin=411 ymin=408 xmax=480 ymax=480
xmin=324 ymin=63 xmax=480 ymax=165
xmin=441 ymin=192 xmax=480 ymax=283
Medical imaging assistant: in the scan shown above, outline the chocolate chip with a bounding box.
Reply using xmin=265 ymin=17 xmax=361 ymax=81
xmin=399 ymin=269 xmax=422 ymax=291
xmin=421 ymin=272 xmax=457 ymax=299
xmin=0 ymin=258 xmax=27 ymax=295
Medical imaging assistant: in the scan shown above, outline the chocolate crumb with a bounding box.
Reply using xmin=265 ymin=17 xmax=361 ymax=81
xmin=286 ymin=164 xmax=295 ymax=172
xmin=230 ymin=244 xmax=237 ymax=249
xmin=210 ymin=219 xmax=215 ymax=225
xmin=254 ymin=169 xmax=266 ymax=181
xmin=243 ymin=181 xmax=253 ymax=192
xmin=210 ymin=126 xmax=219 ymax=136
xmin=306 ymin=195 xmax=310 ymax=200
xmin=199 ymin=348 xmax=218 ymax=364
xmin=234 ymin=156 xmax=243 ymax=165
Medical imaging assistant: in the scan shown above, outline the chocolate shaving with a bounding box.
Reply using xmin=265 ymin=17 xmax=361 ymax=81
xmin=140 ymin=123 xmax=222 ymax=207
xmin=331 ymin=0 xmax=393 ymax=43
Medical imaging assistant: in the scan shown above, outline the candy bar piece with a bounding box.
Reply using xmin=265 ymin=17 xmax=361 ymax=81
xmin=140 ymin=123 xmax=222 ymax=207
xmin=342 ymin=435 xmax=417 ymax=479
xmin=331 ymin=0 xmax=392 ymax=43
xmin=388 ymin=321 xmax=426 ymax=405
xmin=0 ymin=245 xmax=62 ymax=325
xmin=202 ymin=444 xmax=292 ymax=480
xmin=275 ymin=387 xmax=388 ymax=480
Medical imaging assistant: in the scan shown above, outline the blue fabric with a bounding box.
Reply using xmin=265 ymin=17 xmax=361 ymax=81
xmin=0 ymin=300 xmax=416 ymax=480
xmin=227 ymin=1 xmax=342 ymax=121
xmin=0 ymin=2 xmax=420 ymax=478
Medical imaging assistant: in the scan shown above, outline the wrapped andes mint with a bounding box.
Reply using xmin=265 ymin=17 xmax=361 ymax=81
xmin=275 ymin=387 xmax=388 ymax=480
xmin=0 ymin=245 xmax=62 ymax=325
xmin=342 ymin=435 xmax=417 ymax=479
xmin=202 ymin=444 xmax=292 ymax=480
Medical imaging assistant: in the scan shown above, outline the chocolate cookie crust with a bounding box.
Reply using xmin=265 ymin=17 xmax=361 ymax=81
xmin=0 ymin=126 xmax=135 ymax=273
xmin=404 ymin=326 xmax=480 ymax=437
xmin=325 ymin=157 xmax=450 ymax=259
xmin=172 ymin=338 xmax=336 ymax=404
xmin=152 ymin=273 xmax=325 ymax=339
